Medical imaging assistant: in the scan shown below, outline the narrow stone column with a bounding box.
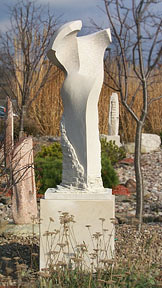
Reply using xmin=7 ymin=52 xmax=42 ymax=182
xmin=108 ymin=93 xmax=119 ymax=136
xmin=12 ymin=137 xmax=37 ymax=224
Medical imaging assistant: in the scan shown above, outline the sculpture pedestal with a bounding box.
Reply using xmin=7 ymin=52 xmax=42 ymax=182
xmin=100 ymin=134 xmax=122 ymax=147
xmin=40 ymin=189 xmax=115 ymax=270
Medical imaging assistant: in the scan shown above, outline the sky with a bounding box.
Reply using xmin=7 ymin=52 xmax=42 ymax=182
xmin=0 ymin=0 xmax=109 ymax=34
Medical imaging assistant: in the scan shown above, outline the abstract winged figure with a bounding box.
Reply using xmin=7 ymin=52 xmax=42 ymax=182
xmin=47 ymin=21 xmax=111 ymax=192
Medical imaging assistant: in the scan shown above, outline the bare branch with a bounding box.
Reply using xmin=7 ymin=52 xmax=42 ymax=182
xmin=0 ymin=0 xmax=61 ymax=137
xmin=148 ymin=95 xmax=162 ymax=105
xmin=91 ymin=0 xmax=162 ymax=223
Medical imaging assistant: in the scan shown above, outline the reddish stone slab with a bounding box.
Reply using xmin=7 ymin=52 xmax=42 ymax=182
xmin=12 ymin=137 xmax=37 ymax=224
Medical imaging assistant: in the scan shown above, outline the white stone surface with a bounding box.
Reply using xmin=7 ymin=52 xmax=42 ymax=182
xmin=108 ymin=93 xmax=119 ymax=136
xmin=47 ymin=20 xmax=112 ymax=192
xmin=141 ymin=133 xmax=161 ymax=152
xmin=124 ymin=133 xmax=161 ymax=154
xmin=45 ymin=188 xmax=112 ymax=199
xmin=40 ymin=197 xmax=115 ymax=270
xmin=100 ymin=134 xmax=122 ymax=147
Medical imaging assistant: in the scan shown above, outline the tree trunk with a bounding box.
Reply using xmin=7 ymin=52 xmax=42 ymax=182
xmin=134 ymin=121 xmax=144 ymax=225
xmin=19 ymin=105 xmax=26 ymax=140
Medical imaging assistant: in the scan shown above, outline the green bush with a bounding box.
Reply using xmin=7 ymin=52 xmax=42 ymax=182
xmin=35 ymin=157 xmax=62 ymax=193
xmin=34 ymin=141 xmax=120 ymax=194
xmin=101 ymin=138 xmax=126 ymax=165
xmin=36 ymin=142 xmax=62 ymax=158
xmin=101 ymin=154 xmax=119 ymax=188
xmin=34 ymin=143 xmax=62 ymax=194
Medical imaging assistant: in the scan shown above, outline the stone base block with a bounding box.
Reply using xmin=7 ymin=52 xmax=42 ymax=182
xmin=100 ymin=134 xmax=121 ymax=147
xmin=40 ymin=191 xmax=115 ymax=270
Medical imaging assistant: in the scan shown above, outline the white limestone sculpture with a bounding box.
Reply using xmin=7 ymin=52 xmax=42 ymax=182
xmin=47 ymin=21 xmax=111 ymax=192
xmin=108 ymin=93 xmax=119 ymax=136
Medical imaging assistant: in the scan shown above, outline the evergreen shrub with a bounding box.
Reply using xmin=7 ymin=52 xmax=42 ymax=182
xmin=101 ymin=154 xmax=119 ymax=188
xmin=100 ymin=138 xmax=126 ymax=165
xmin=34 ymin=143 xmax=62 ymax=194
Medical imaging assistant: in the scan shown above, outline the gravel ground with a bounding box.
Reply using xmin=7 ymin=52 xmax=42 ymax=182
xmin=116 ymin=148 xmax=162 ymax=196
xmin=115 ymin=148 xmax=162 ymax=224
xmin=0 ymin=224 xmax=161 ymax=285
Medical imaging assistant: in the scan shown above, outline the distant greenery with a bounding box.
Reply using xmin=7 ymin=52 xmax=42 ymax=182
xmin=34 ymin=140 xmax=124 ymax=194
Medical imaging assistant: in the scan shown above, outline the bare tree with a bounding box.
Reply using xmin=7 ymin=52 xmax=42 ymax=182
xmin=0 ymin=0 xmax=61 ymax=139
xmin=92 ymin=0 xmax=162 ymax=226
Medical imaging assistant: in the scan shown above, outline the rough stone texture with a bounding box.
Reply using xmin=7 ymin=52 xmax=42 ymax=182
xmin=100 ymin=93 xmax=121 ymax=147
xmin=47 ymin=20 xmax=112 ymax=192
xmin=124 ymin=133 xmax=161 ymax=153
xmin=12 ymin=137 xmax=37 ymax=224
xmin=141 ymin=133 xmax=161 ymax=152
xmin=108 ymin=93 xmax=119 ymax=136
xmin=5 ymin=97 xmax=14 ymax=168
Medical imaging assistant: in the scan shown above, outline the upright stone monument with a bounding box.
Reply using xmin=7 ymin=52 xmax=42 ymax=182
xmin=108 ymin=93 xmax=119 ymax=136
xmin=40 ymin=21 xmax=115 ymax=269
xmin=101 ymin=92 xmax=121 ymax=146
xmin=12 ymin=137 xmax=37 ymax=224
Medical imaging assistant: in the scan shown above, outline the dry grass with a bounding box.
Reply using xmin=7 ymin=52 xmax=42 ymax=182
xmin=11 ymin=38 xmax=162 ymax=141
xmin=0 ymin=217 xmax=161 ymax=287
xmin=145 ymin=71 xmax=162 ymax=135
xmin=28 ymin=66 xmax=64 ymax=136
xmin=26 ymin=63 xmax=162 ymax=142
xmin=28 ymin=66 xmax=112 ymax=137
